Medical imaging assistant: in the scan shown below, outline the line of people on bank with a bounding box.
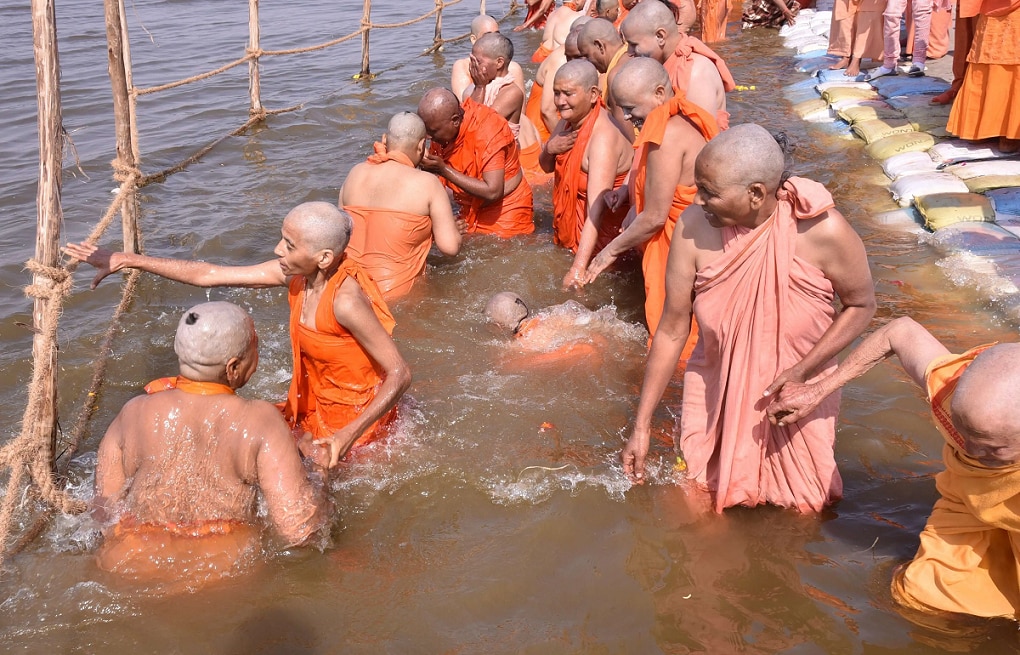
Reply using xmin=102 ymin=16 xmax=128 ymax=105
xmin=60 ymin=0 xmax=1020 ymax=623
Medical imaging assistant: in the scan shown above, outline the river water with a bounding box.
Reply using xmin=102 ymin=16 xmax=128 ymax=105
xmin=2 ymin=0 xmax=1019 ymax=652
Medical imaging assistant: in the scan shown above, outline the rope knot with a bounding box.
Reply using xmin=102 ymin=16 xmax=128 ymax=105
xmin=110 ymin=157 xmax=143 ymax=183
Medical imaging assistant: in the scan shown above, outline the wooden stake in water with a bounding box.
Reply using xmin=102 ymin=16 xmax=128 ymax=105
xmin=104 ymin=0 xmax=140 ymax=254
xmin=434 ymin=0 xmax=443 ymax=50
xmin=248 ymin=0 xmax=263 ymax=118
xmin=360 ymin=0 xmax=371 ymax=78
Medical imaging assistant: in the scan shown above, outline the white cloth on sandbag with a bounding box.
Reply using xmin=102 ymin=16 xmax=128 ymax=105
xmin=890 ymin=172 xmax=968 ymax=207
xmin=881 ymin=151 xmax=938 ymax=180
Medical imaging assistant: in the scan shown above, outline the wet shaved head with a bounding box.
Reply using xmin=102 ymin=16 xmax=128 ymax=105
xmin=698 ymin=124 xmax=786 ymax=191
xmin=385 ymin=111 xmax=426 ymax=150
xmin=474 ymin=32 xmax=514 ymax=63
xmin=470 ymin=14 xmax=499 ymax=38
xmin=485 ymin=292 xmax=530 ymax=330
xmin=555 ymin=58 xmax=600 ymax=90
xmin=175 ymin=301 xmax=255 ymax=378
xmin=578 ymin=17 xmax=623 ymax=52
xmin=952 ymin=344 xmax=1020 ymax=463
xmin=284 ymin=202 xmax=353 ymax=254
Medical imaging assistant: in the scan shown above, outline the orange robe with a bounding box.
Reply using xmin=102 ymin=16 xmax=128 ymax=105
xmin=525 ymin=78 xmax=552 ymax=143
xmin=532 ymin=42 xmax=554 ymax=63
xmin=891 ymin=345 xmax=1020 ymax=619
xmin=663 ymin=34 xmax=737 ymax=130
xmin=600 ymin=46 xmax=629 ymax=99
xmin=284 ymin=259 xmax=397 ymax=449
xmin=700 ymin=0 xmax=730 ymax=42
xmin=433 ymin=98 xmax=535 ymax=237
xmin=947 ymin=6 xmax=1020 ymax=141
xmin=680 ymin=177 xmax=842 ymax=513
xmin=631 ymin=94 xmax=720 ymax=339
xmin=344 ymin=145 xmax=433 ymax=299
xmin=615 ymin=2 xmax=629 ymax=27
xmin=552 ymin=102 xmax=628 ymax=252
xmin=524 ymin=0 xmax=555 ymax=31
xmin=520 ymin=140 xmax=554 ymax=186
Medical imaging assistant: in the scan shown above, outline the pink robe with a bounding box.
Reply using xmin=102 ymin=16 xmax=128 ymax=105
xmin=680 ymin=177 xmax=843 ymax=513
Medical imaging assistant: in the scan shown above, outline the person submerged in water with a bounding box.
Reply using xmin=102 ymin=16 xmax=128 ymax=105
xmin=92 ymin=301 xmax=327 ymax=592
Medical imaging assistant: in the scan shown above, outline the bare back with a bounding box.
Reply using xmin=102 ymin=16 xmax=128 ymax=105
xmin=342 ymin=160 xmax=442 ymax=216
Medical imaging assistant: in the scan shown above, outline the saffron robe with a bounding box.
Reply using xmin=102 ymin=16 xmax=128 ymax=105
xmin=524 ymin=0 xmax=555 ymax=31
xmin=525 ymin=77 xmax=553 ymax=143
xmin=600 ymin=46 xmax=629 ymax=99
xmin=532 ymin=42 xmax=554 ymax=63
xmin=892 ymin=345 xmax=1020 ymax=619
xmin=434 ymin=98 xmax=535 ymax=237
xmin=631 ymin=93 xmax=719 ymax=338
xmin=520 ymin=140 xmax=554 ymax=186
xmin=344 ymin=145 xmax=433 ymax=299
xmin=284 ymin=259 xmax=397 ymax=449
xmin=663 ymin=33 xmax=737 ymax=130
xmin=552 ymin=102 xmax=628 ymax=252
xmin=680 ymin=177 xmax=843 ymax=513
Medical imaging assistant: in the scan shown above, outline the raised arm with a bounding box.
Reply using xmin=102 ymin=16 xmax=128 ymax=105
xmin=63 ymin=242 xmax=287 ymax=289
xmin=622 ymin=212 xmax=699 ymax=484
xmin=766 ymin=317 xmax=949 ymax=426
xmin=314 ymin=277 xmax=412 ymax=468
xmin=252 ymin=403 xmax=328 ymax=546
xmin=514 ymin=0 xmax=557 ymax=31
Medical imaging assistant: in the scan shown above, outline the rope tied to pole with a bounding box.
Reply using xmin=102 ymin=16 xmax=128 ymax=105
xmin=23 ymin=259 xmax=73 ymax=302
xmin=111 ymin=157 xmax=143 ymax=184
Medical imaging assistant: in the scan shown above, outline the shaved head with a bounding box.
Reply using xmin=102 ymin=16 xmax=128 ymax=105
xmin=596 ymin=0 xmax=621 ymax=18
xmin=611 ymin=56 xmax=671 ymax=102
xmin=698 ymin=124 xmax=786 ymax=191
xmin=952 ymin=344 xmax=1020 ymax=463
xmin=578 ymin=17 xmax=623 ymax=52
xmin=175 ymin=301 xmax=255 ymax=379
xmin=555 ymin=58 xmax=601 ymax=90
xmin=385 ymin=111 xmax=426 ymax=150
xmin=470 ymin=14 xmax=499 ymax=38
xmin=485 ymin=292 xmax=530 ymax=330
xmin=474 ymin=32 xmax=514 ymax=63
xmin=622 ymin=0 xmax=676 ymax=35
xmin=418 ymin=87 xmax=460 ymax=122
xmin=284 ymin=202 xmax=353 ymax=254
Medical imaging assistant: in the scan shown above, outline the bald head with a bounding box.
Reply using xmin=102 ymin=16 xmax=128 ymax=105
xmin=610 ymin=57 xmax=671 ymax=111
xmin=417 ymin=87 xmax=460 ymax=122
xmin=596 ymin=0 xmax=621 ymax=18
xmin=555 ymin=58 xmax=601 ymax=91
xmin=470 ymin=14 xmax=499 ymax=39
xmin=474 ymin=32 xmax=514 ymax=64
xmin=622 ymin=0 xmax=676 ymax=35
xmin=485 ymin=292 xmax=530 ymax=330
xmin=175 ymin=301 xmax=256 ymax=381
xmin=385 ymin=111 xmax=426 ymax=150
xmin=284 ymin=202 xmax=353 ymax=254
xmin=951 ymin=344 xmax=1020 ymax=464
xmin=578 ymin=17 xmax=624 ymax=54
xmin=697 ymin=124 xmax=786 ymax=191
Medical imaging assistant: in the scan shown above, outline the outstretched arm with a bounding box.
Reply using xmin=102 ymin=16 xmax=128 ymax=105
xmin=766 ymin=317 xmax=949 ymax=425
xmin=63 ymin=242 xmax=287 ymax=289
xmin=314 ymin=277 xmax=412 ymax=468
xmin=514 ymin=0 xmax=556 ymax=31
xmin=565 ymin=131 xmax=626 ymax=288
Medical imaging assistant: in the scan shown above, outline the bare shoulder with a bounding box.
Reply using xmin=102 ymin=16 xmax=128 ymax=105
xmin=690 ymin=53 xmax=723 ymax=82
xmin=663 ymin=112 xmax=708 ymax=152
xmin=333 ymin=273 xmax=374 ymax=323
xmin=796 ymin=206 xmax=860 ymax=247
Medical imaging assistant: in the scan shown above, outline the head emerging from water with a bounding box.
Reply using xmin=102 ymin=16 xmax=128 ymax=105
xmin=485 ymin=292 xmax=531 ymax=332
xmin=274 ymin=202 xmax=354 ymax=277
xmin=951 ymin=344 xmax=1020 ymax=466
xmin=417 ymin=87 xmax=464 ymax=146
xmin=693 ymin=124 xmax=787 ymax=228
xmin=175 ymin=301 xmax=258 ymax=388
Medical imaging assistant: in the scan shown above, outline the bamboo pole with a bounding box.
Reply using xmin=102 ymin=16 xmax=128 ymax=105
xmin=480 ymin=0 xmax=486 ymax=14
xmin=104 ymin=0 xmax=140 ymax=254
xmin=359 ymin=0 xmax=371 ymax=78
xmin=434 ymin=0 xmax=444 ymax=49
xmin=248 ymin=0 xmax=263 ymax=117
xmin=30 ymin=0 xmax=63 ymax=463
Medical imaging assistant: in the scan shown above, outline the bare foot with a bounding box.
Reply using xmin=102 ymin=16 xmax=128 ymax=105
xmin=1000 ymin=137 xmax=1020 ymax=154
xmin=829 ymin=57 xmax=850 ymax=70
xmin=846 ymin=58 xmax=861 ymax=77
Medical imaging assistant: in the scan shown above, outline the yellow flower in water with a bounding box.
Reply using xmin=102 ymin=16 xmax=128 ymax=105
xmin=675 ymin=456 xmax=687 ymax=472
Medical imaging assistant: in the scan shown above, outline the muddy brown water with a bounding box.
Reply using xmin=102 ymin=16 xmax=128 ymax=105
xmin=2 ymin=1 xmax=1019 ymax=652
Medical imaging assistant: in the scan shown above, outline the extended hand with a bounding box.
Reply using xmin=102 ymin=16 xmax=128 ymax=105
xmin=562 ymin=265 xmax=586 ymax=290
xmin=583 ymin=248 xmax=617 ymax=285
xmin=765 ymin=381 xmax=830 ymax=426
xmin=62 ymin=242 xmax=117 ymax=289
xmin=762 ymin=365 xmax=806 ymax=400
xmin=314 ymin=426 xmax=360 ymax=468
xmin=621 ymin=427 xmax=651 ymax=485
xmin=545 ymin=128 xmax=578 ymax=156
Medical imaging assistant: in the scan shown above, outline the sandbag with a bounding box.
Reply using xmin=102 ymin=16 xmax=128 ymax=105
xmin=927 ymin=221 xmax=1020 ymax=254
xmin=783 ymin=31 xmax=827 ymax=48
xmin=914 ymin=192 xmax=997 ymax=230
xmin=816 ymin=67 xmax=866 ymax=84
xmin=864 ymin=132 xmax=936 ymax=160
xmin=890 ymin=173 xmax=968 ymax=207
xmin=822 ymin=87 xmax=880 ymax=103
xmin=784 ymin=78 xmax=825 ymax=105
xmin=965 ymin=175 xmax=1020 ymax=194
xmin=929 ymin=140 xmax=1005 ymax=165
xmin=898 ymin=102 xmax=952 ymax=133
xmin=796 ymin=55 xmax=842 ymax=74
xmin=945 ymin=160 xmax=1020 ymax=180
xmin=797 ymin=38 xmax=831 ymax=55
xmin=837 ymin=103 xmax=904 ymax=124
xmin=987 ymin=188 xmax=1020 ymax=215
xmin=867 ymin=75 xmax=950 ymax=97
xmin=816 ymin=81 xmax=875 ymax=93
xmin=881 ymin=151 xmax=938 ymax=179
xmin=852 ymin=118 xmax=918 ymax=144
xmin=885 ymin=94 xmax=948 ymax=111
xmin=780 ymin=22 xmax=814 ymax=38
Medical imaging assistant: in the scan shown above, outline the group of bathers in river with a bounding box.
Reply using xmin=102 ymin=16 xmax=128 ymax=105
xmin=58 ymin=0 xmax=1020 ymax=624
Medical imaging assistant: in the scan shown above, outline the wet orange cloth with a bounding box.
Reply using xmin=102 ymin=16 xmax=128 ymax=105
xmin=532 ymin=42 xmax=554 ymax=63
xmin=552 ymin=102 xmax=628 ymax=252
xmin=143 ymin=376 xmax=234 ymax=396
xmin=525 ymin=79 xmax=552 ymax=143
xmin=524 ymin=0 xmax=555 ymax=31
xmin=284 ymin=259 xmax=397 ymax=449
xmin=892 ymin=345 xmax=1020 ymax=618
xmin=947 ymin=8 xmax=1020 ymax=141
xmin=663 ymin=34 xmax=737 ymax=129
xmin=700 ymin=0 xmax=730 ymax=42
xmin=631 ymin=93 xmax=720 ymax=338
xmin=680 ymin=177 xmax=842 ymax=513
xmin=520 ymin=140 xmax=554 ymax=186
xmin=433 ymin=98 xmax=535 ymax=237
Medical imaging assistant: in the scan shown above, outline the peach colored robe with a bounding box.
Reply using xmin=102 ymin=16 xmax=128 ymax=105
xmin=284 ymin=259 xmax=397 ymax=449
xmin=680 ymin=177 xmax=842 ymax=513
xmin=663 ymin=34 xmax=737 ymax=130
xmin=892 ymin=345 xmax=1020 ymax=619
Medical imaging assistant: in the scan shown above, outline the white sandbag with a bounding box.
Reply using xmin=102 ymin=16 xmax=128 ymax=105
xmin=945 ymin=160 xmax=1020 ymax=180
xmin=872 ymin=207 xmax=925 ymax=230
xmin=988 ymin=188 xmax=1020 ymax=215
xmin=928 ymin=140 xmax=1005 ymax=165
xmin=890 ymin=172 xmax=968 ymax=207
xmin=783 ymin=32 xmax=827 ymax=48
xmin=780 ymin=22 xmax=813 ymax=37
xmin=796 ymin=38 xmax=830 ymax=55
xmin=809 ymin=11 xmax=832 ymax=29
xmin=816 ymin=80 xmax=875 ymax=93
xmin=881 ymin=151 xmax=938 ymax=179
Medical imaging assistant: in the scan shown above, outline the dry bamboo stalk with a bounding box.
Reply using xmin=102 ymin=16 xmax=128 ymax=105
xmin=248 ymin=0 xmax=263 ymax=116
xmin=360 ymin=0 xmax=371 ymax=78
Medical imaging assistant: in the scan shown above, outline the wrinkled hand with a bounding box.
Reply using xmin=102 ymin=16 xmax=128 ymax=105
xmin=296 ymin=431 xmax=331 ymax=469
xmin=621 ymin=427 xmax=651 ymax=485
xmin=762 ymin=365 xmax=806 ymax=399
xmin=468 ymin=54 xmax=494 ymax=88
xmin=545 ymin=128 xmax=578 ymax=156
xmin=604 ymin=187 xmax=629 ymax=214
xmin=420 ymin=150 xmax=446 ymax=175
xmin=583 ymin=247 xmax=617 ymax=284
xmin=62 ymin=242 xmax=117 ymax=289
xmin=562 ymin=265 xmax=586 ymax=290
xmin=313 ymin=425 xmax=360 ymax=469
xmin=765 ymin=381 xmax=831 ymax=427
